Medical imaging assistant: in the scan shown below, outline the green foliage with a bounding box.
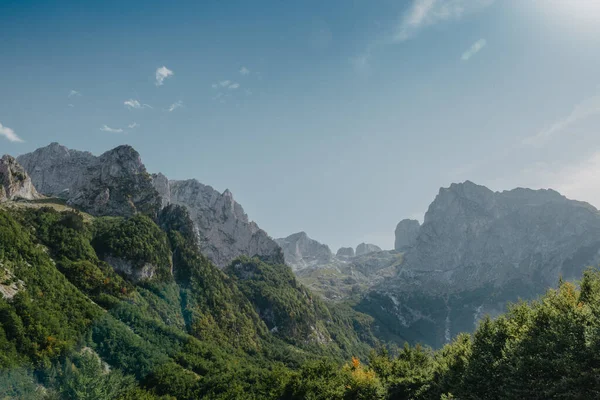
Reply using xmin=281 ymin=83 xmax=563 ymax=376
xmin=93 ymin=214 xmax=172 ymax=280
xmin=8 ymin=204 xmax=600 ymax=399
xmin=226 ymin=256 xmax=378 ymax=359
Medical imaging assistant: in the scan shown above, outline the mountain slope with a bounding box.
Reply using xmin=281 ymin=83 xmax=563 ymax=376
xmin=17 ymin=143 xmax=282 ymax=268
xmin=359 ymin=181 xmax=600 ymax=347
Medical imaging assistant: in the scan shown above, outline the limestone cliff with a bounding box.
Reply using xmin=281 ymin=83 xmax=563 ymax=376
xmin=394 ymin=219 xmax=420 ymax=251
xmin=17 ymin=143 xmax=282 ymax=268
xmin=275 ymin=232 xmax=333 ymax=271
xmin=153 ymin=174 xmax=283 ymax=267
xmin=0 ymin=155 xmax=41 ymax=202
xmin=17 ymin=143 xmax=160 ymax=217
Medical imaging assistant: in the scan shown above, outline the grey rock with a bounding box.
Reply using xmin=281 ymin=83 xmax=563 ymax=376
xmin=152 ymin=175 xmax=282 ymax=268
xmin=356 ymin=242 xmax=382 ymax=256
xmin=104 ymin=256 xmax=157 ymax=283
xmin=336 ymin=247 xmax=355 ymax=258
xmin=17 ymin=143 xmax=282 ymax=269
xmin=0 ymin=155 xmax=41 ymax=202
xmin=367 ymin=180 xmax=600 ymax=347
xmin=394 ymin=219 xmax=420 ymax=251
xmin=17 ymin=143 xmax=160 ymax=217
xmin=400 ymin=181 xmax=600 ymax=291
xmin=275 ymin=232 xmax=333 ymax=270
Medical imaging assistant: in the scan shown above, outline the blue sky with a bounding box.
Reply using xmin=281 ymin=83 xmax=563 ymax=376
xmin=2 ymin=0 xmax=600 ymax=250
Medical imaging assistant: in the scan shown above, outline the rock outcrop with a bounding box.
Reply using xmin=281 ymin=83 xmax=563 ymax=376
xmin=0 ymin=155 xmax=41 ymax=202
xmin=275 ymin=232 xmax=333 ymax=270
xmin=17 ymin=143 xmax=160 ymax=217
xmin=153 ymin=175 xmax=282 ymax=267
xmin=336 ymin=247 xmax=355 ymax=258
xmin=355 ymin=243 xmax=382 ymax=256
xmin=394 ymin=219 xmax=420 ymax=251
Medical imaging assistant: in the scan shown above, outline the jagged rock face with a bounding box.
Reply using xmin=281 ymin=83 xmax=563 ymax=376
xmin=365 ymin=181 xmax=600 ymax=347
xmin=0 ymin=155 xmax=41 ymax=202
xmin=153 ymin=175 xmax=282 ymax=267
xmin=394 ymin=219 xmax=420 ymax=251
xmin=17 ymin=143 xmax=160 ymax=217
xmin=400 ymin=181 xmax=600 ymax=292
xmin=275 ymin=232 xmax=333 ymax=271
xmin=356 ymin=243 xmax=382 ymax=256
xmin=336 ymin=247 xmax=355 ymax=258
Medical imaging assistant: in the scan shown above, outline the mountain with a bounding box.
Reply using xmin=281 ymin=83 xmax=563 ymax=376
xmin=17 ymin=143 xmax=282 ymax=268
xmin=17 ymin=142 xmax=160 ymax=217
xmin=336 ymin=247 xmax=355 ymax=258
xmin=0 ymin=155 xmax=41 ymax=202
xmin=275 ymin=232 xmax=333 ymax=271
xmin=153 ymin=173 xmax=282 ymax=267
xmin=0 ymin=167 xmax=377 ymax=398
xmin=356 ymin=181 xmax=600 ymax=347
xmin=355 ymin=243 xmax=382 ymax=256
xmin=394 ymin=219 xmax=420 ymax=251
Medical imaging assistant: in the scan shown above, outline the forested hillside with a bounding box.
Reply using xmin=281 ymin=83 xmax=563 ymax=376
xmin=0 ymin=202 xmax=377 ymax=399
xmin=3 ymin=201 xmax=600 ymax=399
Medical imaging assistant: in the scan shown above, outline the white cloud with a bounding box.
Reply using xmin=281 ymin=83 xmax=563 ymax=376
xmin=239 ymin=66 xmax=250 ymax=75
xmin=100 ymin=125 xmax=124 ymax=133
xmin=211 ymin=84 xmax=218 ymax=89
xmin=167 ymin=101 xmax=183 ymax=112
xmin=68 ymin=104 xmax=75 ymax=108
xmin=128 ymin=122 xmax=139 ymax=129
xmin=155 ymin=66 xmax=174 ymax=86
xmin=68 ymin=89 xmax=81 ymax=98
xmin=461 ymin=38 xmax=487 ymax=61
xmin=395 ymin=0 xmax=494 ymax=42
xmin=228 ymin=83 xmax=240 ymax=90
xmin=124 ymin=99 xmax=152 ymax=109
xmin=0 ymin=122 xmax=24 ymax=143
xmin=219 ymin=80 xmax=231 ymax=87
xmin=522 ymin=95 xmax=600 ymax=146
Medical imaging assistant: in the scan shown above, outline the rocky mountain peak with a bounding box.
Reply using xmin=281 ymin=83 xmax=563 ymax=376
xmin=355 ymin=243 xmax=382 ymax=256
xmin=0 ymin=155 xmax=41 ymax=201
xmin=18 ymin=143 xmax=159 ymax=218
xmin=403 ymin=181 xmax=600 ymax=291
xmin=394 ymin=219 xmax=420 ymax=251
xmin=336 ymin=247 xmax=355 ymax=258
xmin=152 ymin=175 xmax=282 ymax=267
xmin=17 ymin=143 xmax=282 ymax=268
xmin=275 ymin=232 xmax=333 ymax=271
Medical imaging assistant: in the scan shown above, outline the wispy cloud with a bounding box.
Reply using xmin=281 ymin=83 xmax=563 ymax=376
xmin=124 ymin=99 xmax=152 ymax=110
xmin=128 ymin=122 xmax=139 ymax=129
xmin=352 ymin=0 xmax=493 ymax=71
xmin=0 ymin=122 xmax=24 ymax=143
xmin=100 ymin=125 xmax=124 ymax=133
xmin=213 ymin=80 xmax=240 ymax=90
xmin=522 ymin=95 xmax=600 ymax=146
xmin=68 ymin=89 xmax=81 ymax=98
xmin=167 ymin=101 xmax=183 ymax=112
xmin=395 ymin=0 xmax=494 ymax=42
xmin=461 ymin=38 xmax=487 ymax=61
xmin=68 ymin=104 xmax=75 ymax=108
xmin=239 ymin=66 xmax=250 ymax=75
xmin=155 ymin=66 xmax=174 ymax=86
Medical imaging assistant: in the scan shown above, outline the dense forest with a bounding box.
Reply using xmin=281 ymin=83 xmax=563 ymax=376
xmin=2 ymin=203 xmax=600 ymax=399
